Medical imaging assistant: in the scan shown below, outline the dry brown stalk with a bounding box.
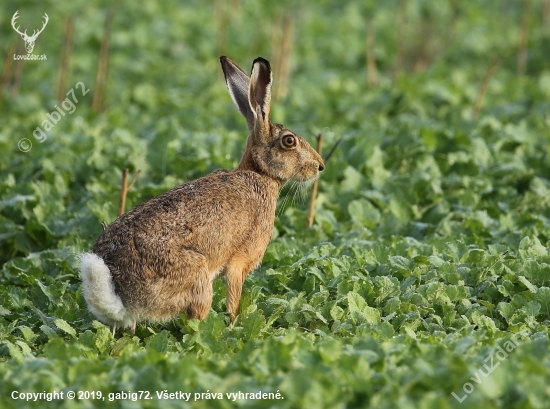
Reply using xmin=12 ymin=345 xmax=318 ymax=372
xmin=10 ymin=44 xmax=24 ymax=97
xmin=307 ymin=134 xmax=323 ymax=227
xmin=472 ymin=59 xmax=500 ymax=119
xmin=544 ymin=0 xmax=550 ymax=34
xmin=0 ymin=41 xmax=17 ymax=106
xmin=57 ymin=16 xmax=74 ymax=102
xmin=272 ymin=12 xmax=293 ymax=101
xmin=118 ymin=169 xmax=142 ymax=217
xmin=92 ymin=8 xmax=115 ymax=112
xmin=517 ymin=0 xmax=532 ymax=76
xmin=324 ymin=136 xmax=343 ymax=163
xmin=215 ymin=0 xmax=227 ymax=80
xmin=366 ymin=19 xmax=378 ymax=87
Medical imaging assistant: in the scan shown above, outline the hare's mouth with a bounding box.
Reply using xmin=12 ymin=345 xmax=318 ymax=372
xmin=290 ymin=172 xmax=320 ymax=183
xmin=298 ymin=168 xmax=322 ymax=182
xmin=287 ymin=162 xmax=322 ymax=182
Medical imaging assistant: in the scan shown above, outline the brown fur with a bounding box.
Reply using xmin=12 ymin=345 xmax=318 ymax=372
xmin=88 ymin=57 xmax=324 ymax=325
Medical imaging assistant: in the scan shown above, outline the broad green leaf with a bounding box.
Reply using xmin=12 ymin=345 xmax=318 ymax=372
xmin=54 ymin=319 xmax=76 ymax=338
xmin=146 ymin=330 xmax=169 ymax=352
xmin=535 ymin=287 xmax=550 ymax=316
xmin=518 ymin=276 xmax=538 ymax=293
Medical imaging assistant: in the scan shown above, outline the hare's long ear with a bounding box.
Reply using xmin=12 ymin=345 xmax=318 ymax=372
xmin=248 ymin=57 xmax=272 ymax=138
xmin=220 ymin=56 xmax=254 ymax=131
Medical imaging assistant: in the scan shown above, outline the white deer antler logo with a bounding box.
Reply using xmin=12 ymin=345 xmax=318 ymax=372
xmin=11 ymin=11 xmax=49 ymax=54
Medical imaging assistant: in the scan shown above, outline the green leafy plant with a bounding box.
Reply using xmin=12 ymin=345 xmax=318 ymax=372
xmin=1 ymin=0 xmax=550 ymax=408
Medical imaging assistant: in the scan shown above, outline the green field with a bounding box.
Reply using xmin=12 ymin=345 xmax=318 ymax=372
xmin=1 ymin=1 xmax=550 ymax=408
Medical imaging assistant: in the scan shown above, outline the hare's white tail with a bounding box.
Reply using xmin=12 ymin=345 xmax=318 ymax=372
xmin=79 ymin=253 xmax=134 ymax=331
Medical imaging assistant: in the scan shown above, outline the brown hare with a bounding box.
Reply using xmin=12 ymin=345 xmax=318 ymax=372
xmin=80 ymin=56 xmax=324 ymax=333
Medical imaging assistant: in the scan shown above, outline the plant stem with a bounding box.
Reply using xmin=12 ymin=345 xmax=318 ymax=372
xmin=118 ymin=169 xmax=129 ymax=217
xmin=472 ymin=59 xmax=500 ymax=119
xmin=366 ymin=18 xmax=378 ymax=87
xmin=57 ymin=16 xmax=74 ymax=102
xmin=307 ymin=134 xmax=323 ymax=227
xmin=517 ymin=0 xmax=531 ymax=76
xmin=92 ymin=8 xmax=115 ymax=112
xmin=118 ymin=169 xmax=142 ymax=217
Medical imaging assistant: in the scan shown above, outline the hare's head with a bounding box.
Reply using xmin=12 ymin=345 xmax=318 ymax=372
xmin=220 ymin=56 xmax=324 ymax=183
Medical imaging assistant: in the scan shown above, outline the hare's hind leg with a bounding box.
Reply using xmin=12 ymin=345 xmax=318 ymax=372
xmin=225 ymin=263 xmax=247 ymax=322
xmin=176 ymin=250 xmax=213 ymax=320
xmin=147 ymin=250 xmax=213 ymax=321
xmin=185 ymin=278 xmax=213 ymax=320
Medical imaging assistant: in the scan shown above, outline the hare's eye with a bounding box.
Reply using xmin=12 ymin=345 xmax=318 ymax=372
xmin=281 ymin=135 xmax=296 ymax=148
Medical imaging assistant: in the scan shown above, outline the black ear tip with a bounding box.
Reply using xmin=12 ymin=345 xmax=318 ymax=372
xmin=252 ymin=57 xmax=271 ymax=71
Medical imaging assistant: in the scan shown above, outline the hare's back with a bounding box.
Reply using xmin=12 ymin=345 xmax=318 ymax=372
xmin=93 ymin=170 xmax=277 ymax=272
xmin=153 ymin=170 xmax=277 ymax=232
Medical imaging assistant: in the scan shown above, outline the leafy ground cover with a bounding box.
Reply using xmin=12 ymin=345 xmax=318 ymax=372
xmin=1 ymin=0 xmax=550 ymax=408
